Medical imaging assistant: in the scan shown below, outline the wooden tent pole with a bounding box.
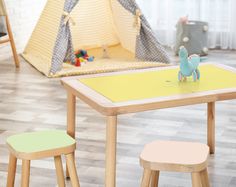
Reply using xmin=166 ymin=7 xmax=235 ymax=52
xmin=5 ymin=15 xmax=20 ymax=68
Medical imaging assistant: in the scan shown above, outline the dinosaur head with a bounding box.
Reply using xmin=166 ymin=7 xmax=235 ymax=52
xmin=178 ymin=46 xmax=188 ymax=60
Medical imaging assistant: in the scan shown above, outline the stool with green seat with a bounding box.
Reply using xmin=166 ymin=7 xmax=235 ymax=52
xmin=6 ymin=130 xmax=80 ymax=187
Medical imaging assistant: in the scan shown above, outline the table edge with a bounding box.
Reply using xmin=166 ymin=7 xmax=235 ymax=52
xmin=61 ymin=63 xmax=236 ymax=115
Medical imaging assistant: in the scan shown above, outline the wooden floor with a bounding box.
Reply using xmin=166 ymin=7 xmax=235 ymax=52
xmin=0 ymin=50 xmax=236 ymax=187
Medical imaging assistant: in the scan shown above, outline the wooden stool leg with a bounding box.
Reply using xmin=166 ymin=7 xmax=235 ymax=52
xmin=141 ymin=169 xmax=152 ymax=187
xmin=54 ymin=156 xmax=65 ymax=187
xmin=65 ymin=153 xmax=80 ymax=187
xmin=151 ymin=171 xmax=159 ymax=187
xmin=21 ymin=160 xmax=30 ymax=187
xmin=7 ymin=154 xmax=17 ymax=187
xmin=192 ymin=172 xmax=202 ymax=187
xmin=200 ymin=168 xmax=210 ymax=187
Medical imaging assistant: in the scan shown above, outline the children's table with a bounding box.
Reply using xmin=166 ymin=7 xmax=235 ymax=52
xmin=61 ymin=63 xmax=236 ymax=187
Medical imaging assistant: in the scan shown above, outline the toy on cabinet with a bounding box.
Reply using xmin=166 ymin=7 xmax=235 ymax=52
xmin=178 ymin=46 xmax=200 ymax=82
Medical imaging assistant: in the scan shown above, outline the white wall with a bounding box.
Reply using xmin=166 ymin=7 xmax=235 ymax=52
xmin=0 ymin=0 xmax=47 ymax=60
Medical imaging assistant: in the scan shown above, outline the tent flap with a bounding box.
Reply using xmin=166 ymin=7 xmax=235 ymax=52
xmin=0 ymin=0 xmax=6 ymax=16
xmin=50 ymin=0 xmax=79 ymax=74
xmin=117 ymin=0 xmax=171 ymax=63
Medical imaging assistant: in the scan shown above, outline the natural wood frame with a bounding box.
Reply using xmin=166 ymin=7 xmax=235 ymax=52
xmin=6 ymin=153 xmax=17 ymax=187
xmin=54 ymin=155 xmax=66 ymax=187
xmin=140 ymin=168 xmax=210 ymax=187
xmin=6 ymin=142 xmax=76 ymax=160
xmin=61 ymin=63 xmax=236 ymax=187
xmin=140 ymin=141 xmax=210 ymax=187
xmin=6 ymin=142 xmax=80 ymax=187
xmin=0 ymin=13 xmax=20 ymax=67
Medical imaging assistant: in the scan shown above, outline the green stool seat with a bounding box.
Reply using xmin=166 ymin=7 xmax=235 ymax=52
xmin=6 ymin=130 xmax=80 ymax=187
xmin=7 ymin=130 xmax=75 ymax=155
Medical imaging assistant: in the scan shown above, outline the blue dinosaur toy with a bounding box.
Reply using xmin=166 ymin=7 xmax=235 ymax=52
xmin=178 ymin=46 xmax=201 ymax=82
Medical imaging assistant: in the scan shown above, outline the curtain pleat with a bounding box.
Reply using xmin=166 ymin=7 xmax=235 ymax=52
xmin=136 ymin=0 xmax=236 ymax=50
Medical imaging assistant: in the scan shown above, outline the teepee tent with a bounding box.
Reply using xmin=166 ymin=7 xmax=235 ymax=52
xmin=22 ymin=0 xmax=171 ymax=77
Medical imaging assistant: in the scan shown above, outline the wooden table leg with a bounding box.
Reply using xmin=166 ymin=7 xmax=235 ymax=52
xmin=66 ymin=92 xmax=76 ymax=178
xmin=105 ymin=116 xmax=117 ymax=187
xmin=207 ymin=102 xmax=215 ymax=154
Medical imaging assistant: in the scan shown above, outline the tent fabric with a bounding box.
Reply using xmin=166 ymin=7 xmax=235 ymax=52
xmin=23 ymin=0 xmax=65 ymax=75
xmin=49 ymin=0 xmax=171 ymax=74
xmin=0 ymin=17 xmax=6 ymax=34
xmin=0 ymin=0 xmax=6 ymax=16
xmin=52 ymin=43 xmax=169 ymax=77
xmin=0 ymin=0 xmax=7 ymax=37
xmin=71 ymin=0 xmax=120 ymax=50
xmin=118 ymin=0 xmax=171 ymax=63
xmin=23 ymin=0 xmax=171 ymax=77
xmin=136 ymin=23 xmax=171 ymax=62
xmin=50 ymin=0 xmax=78 ymax=74
xmin=110 ymin=0 xmax=138 ymax=53
xmin=53 ymin=58 xmax=169 ymax=78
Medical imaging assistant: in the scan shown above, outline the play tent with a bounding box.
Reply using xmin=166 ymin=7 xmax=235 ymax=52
xmin=22 ymin=0 xmax=171 ymax=77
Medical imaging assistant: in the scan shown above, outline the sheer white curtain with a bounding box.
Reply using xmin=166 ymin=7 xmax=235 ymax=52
xmin=136 ymin=0 xmax=236 ymax=49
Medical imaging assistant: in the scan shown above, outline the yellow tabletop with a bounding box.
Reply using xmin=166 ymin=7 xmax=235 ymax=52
xmin=79 ymin=64 xmax=236 ymax=102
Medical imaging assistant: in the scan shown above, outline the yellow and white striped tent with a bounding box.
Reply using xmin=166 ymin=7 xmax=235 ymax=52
xmin=22 ymin=0 xmax=171 ymax=77
xmin=0 ymin=0 xmax=6 ymax=16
